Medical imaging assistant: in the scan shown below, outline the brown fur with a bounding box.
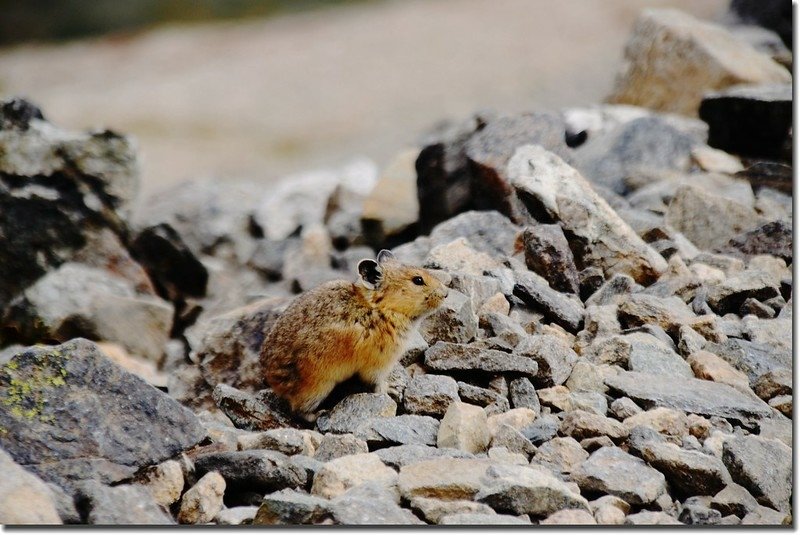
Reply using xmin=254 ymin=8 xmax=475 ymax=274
xmin=260 ymin=251 xmax=447 ymax=418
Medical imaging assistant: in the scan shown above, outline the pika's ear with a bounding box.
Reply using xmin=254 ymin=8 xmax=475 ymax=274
xmin=376 ymin=249 xmax=396 ymax=265
xmin=358 ymin=259 xmax=383 ymax=290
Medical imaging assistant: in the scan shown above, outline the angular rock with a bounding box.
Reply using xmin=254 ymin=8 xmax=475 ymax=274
xmin=706 ymin=269 xmax=779 ymax=314
xmin=521 ymin=224 xmax=580 ymax=294
xmin=178 ymin=471 xmax=226 ymax=524
xmin=605 ymin=371 xmax=772 ymax=421
xmin=686 ymin=351 xmax=751 ymax=392
xmin=0 ymin=448 xmax=61 ymax=524
xmin=428 ymin=210 xmax=519 ymax=259
xmin=572 ymin=447 xmax=668 ymax=505
xmin=313 ymin=434 xmax=368 ymax=463
xmin=706 ymin=338 xmax=790 ymax=384
xmin=236 ymin=428 xmax=320 ymax=456
xmin=512 ymin=271 xmax=584 ymax=333
xmin=316 ymin=393 xmax=397 ymax=434
xmin=722 ymin=435 xmax=792 ymax=512
xmin=254 ymin=489 xmax=332 ymax=525
xmin=520 ymin=415 xmax=561 ymax=446
xmin=409 ymin=497 xmax=494 ymax=524
xmin=720 ymin=220 xmax=791 ymax=264
xmin=75 ymin=481 xmax=173 ymax=525
xmin=515 ymin=334 xmax=578 ymax=387
xmin=193 ymin=450 xmax=306 ymax=494
xmin=397 ymin=458 xmax=492 ymax=500
xmin=507 ymin=145 xmax=666 ymax=284
xmin=560 ymin=410 xmax=628 ymax=442
xmin=456 ymin=381 xmax=509 ymax=411
xmin=607 ymin=9 xmax=790 ymax=116
xmin=424 ymin=341 xmax=537 ymax=376
xmin=329 ymin=481 xmax=423 ymax=525
xmin=741 ymin=505 xmax=790 ymax=525
xmin=355 ymin=415 xmax=439 ymax=447
xmin=403 ymin=374 xmax=459 ymax=417
xmin=532 ymin=437 xmax=588 ymax=475
xmin=622 ymin=408 xmax=689 ymax=438
xmin=486 ymin=408 xmax=537 ymax=437
xmin=418 ymin=289 xmax=478 ymax=344
xmin=616 ymin=294 xmax=695 ymax=336
xmin=753 ymin=369 xmax=792 ymax=400
xmin=508 ymin=377 xmax=540 ymax=414
xmin=212 ymin=385 xmax=292 ymax=431
xmin=437 ymin=402 xmax=490 ymax=454
xmin=311 ymin=453 xmax=396 ymax=499
xmin=375 ymin=444 xmax=474 ymax=471
xmin=425 ymin=237 xmax=502 ymax=276
xmin=215 ymin=506 xmax=259 ymax=525
xmin=711 ymin=483 xmax=760 ymax=518
xmin=541 ymin=509 xmax=597 ymax=525
xmin=133 ymin=460 xmax=185 ymax=508
xmin=636 ymin=440 xmax=729 ymax=497
xmin=0 ymin=339 xmax=204 ymax=492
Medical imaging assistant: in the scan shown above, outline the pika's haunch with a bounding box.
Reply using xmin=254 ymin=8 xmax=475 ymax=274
xmin=260 ymin=249 xmax=448 ymax=420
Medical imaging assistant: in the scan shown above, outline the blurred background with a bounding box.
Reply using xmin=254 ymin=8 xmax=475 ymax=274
xmin=0 ymin=0 xmax=734 ymax=196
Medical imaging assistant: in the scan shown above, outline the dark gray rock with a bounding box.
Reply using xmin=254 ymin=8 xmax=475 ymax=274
xmin=700 ymin=83 xmax=792 ymax=161
xmin=457 ymin=381 xmax=509 ymax=411
xmin=704 ymin=338 xmax=790 ymax=383
xmin=374 ymin=444 xmax=474 ymax=470
xmin=520 ymin=414 xmax=560 ymax=446
xmin=571 ymin=447 xmax=667 ymax=505
xmin=315 ymin=393 xmax=397 ymax=434
xmin=616 ymin=294 xmax=695 ymax=336
xmin=212 ymin=384 xmax=292 ymax=431
xmin=508 ymin=377 xmax=541 ymax=414
xmin=194 ymin=450 xmax=306 ymax=494
xmin=403 ymin=374 xmax=459 ymax=417
xmin=722 ymin=435 xmax=792 ymax=512
xmin=355 ymin=415 xmax=440 ymax=447
xmin=719 ymin=220 xmax=791 ymax=264
xmin=424 ymin=341 xmax=538 ymax=376
xmin=521 ymin=225 xmax=580 ymax=294
xmin=512 ymin=270 xmax=584 ymax=332
xmin=605 ymin=371 xmax=772 ymax=421
xmin=254 ymin=488 xmax=332 ymax=525
xmin=515 ymin=335 xmax=578 ymax=387
xmin=247 ymin=238 xmax=295 ymax=280
xmin=75 ymin=481 xmax=173 ymax=525
xmin=0 ymin=339 xmax=204 ymax=493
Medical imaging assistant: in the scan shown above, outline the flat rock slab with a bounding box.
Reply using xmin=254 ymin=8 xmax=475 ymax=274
xmin=605 ymin=371 xmax=772 ymax=421
xmin=0 ymin=339 xmax=204 ymax=492
xmin=571 ymin=447 xmax=666 ymax=505
xmin=424 ymin=341 xmax=538 ymax=376
xmin=722 ymin=436 xmax=792 ymax=513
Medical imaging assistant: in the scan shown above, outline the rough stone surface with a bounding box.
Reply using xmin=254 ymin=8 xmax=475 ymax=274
xmin=313 ymin=434 xmax=369 ymax=463
xmin=635 ymin=440 xmax=730 ymax=497
xmin=532 ymin=437 xmax=588 ymax=475
xmin=212 ymin=384 xmax=292 ymax=431
xmin=178 ymin=471 xmax=226 ymax=524
xmin=521 ymin=224 xmax=580 ymax=294
xmin=722 ymin=435 xmax=792 ymax=512
xmin=316 ymin=393 xmax=397 ymax=434
xmin=403 ymin=374 xmax=459 ymax=417
xmin=254 ymin=489 xmax=332 ymax=525
xmin=418 ymin=289 xmax=478 ymax=345
xmin=571 ymin=447 xmax=667 ymax=505
xmin=515 ymin=334 xmax=578 ymax=387
xmin=329 ymin=481 xmax=424 ymax=525
xmin=424 ymin=341 xmax=537 ymax=376
xmin=0 ymin=448 xmax=62 ymax=524
xmin=512 ymin=270 xmax=585 ymax=332
xmin=398 ymin=458 xmax=492 ymax=501
xmin=134 ymin=460 xmax=185 ymax=508
xmin=375 ymin=444 xmax=474 ymax=470
xmin=193 ymin=450 xmax=306 ymax=495
xmin=311 ymin=453 xmax=397 ymax=499
xmin=355 ymin=415 xmax=440 ymax=447
xmin=409 ymin=497 xmax=494 ymax=524
xmin=437 ymin=402 xmax=490 ymax=454
xmin=75 ymin=481 xmax=173 ymax=525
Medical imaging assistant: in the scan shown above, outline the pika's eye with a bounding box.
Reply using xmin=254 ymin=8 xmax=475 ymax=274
xmin=412 ymin=276 xmax=425 ymax=286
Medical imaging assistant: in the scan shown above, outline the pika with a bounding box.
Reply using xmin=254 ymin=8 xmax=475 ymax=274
xmin=260 ymin=249 xmax=448 ymax=420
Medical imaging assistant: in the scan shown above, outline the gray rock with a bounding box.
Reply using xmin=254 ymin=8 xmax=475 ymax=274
xmin=490 ymin=424 xmax=536 ymax=458
xmin=403 ymin=374 xmax=459 ymax=417
xmin=512 ymin=270 xmax=584 ymax=332
xmin=329 ymin=482 xmax=423 ymax=525
xmin=624 ymin=511 xmax=682 ymax=525
xmin=424 ymin=341 xmax=538 ymax=376
xmin=609 ymin=397 xmax=642 ymax=420
xmin=585 ymin=274 xmax=642 ymax=307
xmin=507 ymin=145 xmax=667 ymax=284
xmin=722 ymin=435 xmax=791 ymax=512
xmin=315 ymin=393 xmax=397 ymax=434
xmin=637 ymin=440 xmax=730 ymax=497
xmin=457 ymin=381 xmax=509 ymax=411
xmin=409 ymin=496 xmax=495 ymax=524
xmin=355 ymin=415 xmax=440 ymax=447
xmin=753 ymin=369 xmax=792 ymax=400
xmin=572 ymin=447 xmax=668 ymax=505
xmin=375 ymin=444 xmax=474 ymax=470
xmin=605 ymin=371 xmax=772 ymax=421
xmin=439 ymin=512 xmax=530 ymax=525
xmin=236 ymin=428 xmax=320 ymax=456
xmin=475 ymin=463 xmax=589 ymax=517
xmin=313 ymin=434 xmax=368 ymax=463
xmin=741 ymin=505 xmax=790 ymax=525
xmin=706 ymin=270 xmax=779 ymax=314
xmin=310 ymin=453 xmax=396 ymax=500
xmin=385 ymin=364 xmax=409 ymax=405
xmin=212 ymin=384 xmax=292 ymax=431
xmin=521 ymin=224 xmax=580 ymax=294
xmin=428 ymin=210 xmax=519 ymax=258
xmin=515 ymin=335 xmax=578 ymax=387
xmin=560 ymin=410 xmax=628 ymax=442
xmin=215 ymin=506 xmax=259 ymax=525
xmin=508 ymin=377 xmax=540 ymax=414
xmin=532 ymin=437 xmax=588 ymax=474
xmin=0 ymin=339 xmax=204 ymax=493
xmin=520 ymin=414 xmax=560 ymax=446
xmin=254 ymin=489 xmax=332 ymax=525
xmin=0 ymin=448 xmax=61 ymax=524
xmin=418 ymin=289 xmax=478 ymax=344
xmin=711 ymin=483 xmax=760 ymax=518
xmin=478 ymin=312 xmax=527 ymax=347
xmin=75 ymin=481 xmax=173 ymax=525
xmin=720 ymin=220 xmax=791 ymax=264
xmin=193 ymin=450 xmax=306 ymax=494
xmin=704 ymin=338 xmax=790 ymax=383
xmin=616 ymin=294 xmax=695 ymax=336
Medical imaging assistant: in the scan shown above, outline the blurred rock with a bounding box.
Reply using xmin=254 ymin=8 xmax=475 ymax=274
xmin=0 ymin=448 xmax=61 ymax=524
xmin=178 ymin=471 xmax=226 ymax=524
xmin=254 ymin=488 xmax=332 ymax=525
xmin=719 ymin=220 xmax=792 ymax=264
xmin=520 ymin=224 xmax=580 ymax=294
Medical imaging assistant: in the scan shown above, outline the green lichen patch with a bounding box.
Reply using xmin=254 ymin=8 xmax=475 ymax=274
xmin=0 ymin=348 xmax=69 ymax=423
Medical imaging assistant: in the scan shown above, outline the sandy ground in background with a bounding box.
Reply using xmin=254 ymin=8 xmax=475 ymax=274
xmin=0 ymin=0 xmax=727 ymax=197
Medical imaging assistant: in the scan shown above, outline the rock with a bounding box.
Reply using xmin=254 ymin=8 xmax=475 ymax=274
xmin=515 ymin=335 xmax=578 ymax=387
xmin=520 ymin=225 xmax=580 ymax=294
xmin=133 ymin=460 xmax=185 ymax=508
xmin=2 ymin=263 xmax=173 ymax=363
xmin=571 ymin=447 xmax=668 ymax=505
xmin=398 ymin=458 xmax=493 ymax=501
xmin=741 ymin=505 xmax=790 ymax=525
xmin=622 ymin=408 xmax=689 ymax=438
xmin=588 ymin=332 xmax=693 ymax=378
xmin=560 ymin=410 xmax=628 ymax=442
xmin=0 ymin=339 xmax=204 ymax=492
xmin=436 ymin=402 xmax=490 ymax=454
xmin=490 ymin=424 xmax=536 ymax=458
xmin=741 ymin=316 xmax=791 ymax=355
xmin=636 ymin=440 xmax=730 ymax=497
xmin=722 ymin=435 xmax=791 ymax=512
xmin=488 ymin=448 xmax=525 ymax=466
xmin=706 ymin=338 xmax=790 ymax=384
xmin=520 ymin=414 xmax=561 ymax=446
xmin=507 ymin=377 xmax=540 ymax=414
xmin=409 ymin=497 xmax=494 ymax=524
xmin=486 ymin=408 xmax=537 ymax=437
xmin=507 ymin=145 xmax=666 ymax=284
xmin=666 ymin=185 xmax=765 ymax=251
xmin=475 ymin=463 xmax=589 ymax=517
xmin=457 ymin=381 xmax=509 ymax=411
xmin=211 ymin=385 xmax=291 ymax=431
xmin=605 ymin=371 xmax=772 ymax=421
xmin=706 ymin=270 xmax=779 ymax=314
xmin=616 ymin=294 xmax=695 ymax=337
xmin=722 ymin=220 xmax=791 ymax=265
xmin=316 ymin=393 xmax=397 ymax=434
xmin=193 ymin=450 xmax=306 ymax=494
xmin=700 ymin=83 xmax=791 ymax=160
xmin=541 ymin=509 xmax=597 ymax=525
xmin=439 ymin=512 xmax=529 ymax=525
xmin=310 ymin=453 xmax=396 ymax=499
xmin=355 ymin=415 xmax=440 ymax=447
xmin=313 ymin=434 xmax=368 ymax=463
xmin=428 ymin=210 xmax=519 ymax=259
xmin=237 ymin=428 xmax=320 ymax=457
xmin=609 ymin=397 xmax=642 ymax=420
xmin=512 ymin=270 xmax=584 ymax=332
xmin=403 ymin=374 xmax=459 ymax=417
xmin=375 ymin=444 xmax=474 ymax=470
xmin=585 ymin=274 xmax=641 ymax=307
xmin=418 ymin=289 xmax=478 ymax=345
xmin=424 ymin=341 xmax=538 ymax=376
xmin=75 ymin=481 xmax=173 ymax=525
xmin=0 ymin=448 xmax=61 ymax=524
xmin=690 ymin=145 xmax=744 ymax=174
xmin=753 ymin=369 xmax=792 ymax=400
xmin=686 ymin=350 xmax=751 ymax=392
xmin=329 ymin=481 xmax=423 ymax=525
xmin=593 ymin=504 xmax=626 ymax=525
xmin=178 ymin=471 xmax=226 ymax=524
xmin=606 ymin=9 xmax=790 ymax=116
xmin=215 ymin=506 xmax=259 ymax=525
xmin=254 ymin=489 xmax=332 ymax=525
xmin=711 ymin=483 xmax=760 ymax=518
xmin=623 ymin=511 xmax=682 ymax=525
xmin=361 ymin=148 xmax=420 ymax=248
xmin=532 ymin=437 xmax=588 ymax=474
xmin=425 ymin=237 xmax=502 ymax=276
